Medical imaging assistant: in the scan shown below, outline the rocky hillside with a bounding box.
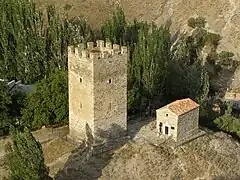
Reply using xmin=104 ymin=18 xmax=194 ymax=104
xmin=99 ymin=134 xmax=240 ymax=180
xmin=36 ymin=0 xmax=240 ymax=60
xmin=55 ymin=120 xmax=240 ymax=180
xmin=1 ymin=120 xmax=239 ymax=180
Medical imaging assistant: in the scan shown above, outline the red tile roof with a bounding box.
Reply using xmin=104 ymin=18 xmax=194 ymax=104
xmin=167 ymin=98 xmax=199 ymax=116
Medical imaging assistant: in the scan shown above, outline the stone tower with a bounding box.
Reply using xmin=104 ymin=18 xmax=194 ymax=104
xmin=68 ymin=40 xmax=128 ymax=144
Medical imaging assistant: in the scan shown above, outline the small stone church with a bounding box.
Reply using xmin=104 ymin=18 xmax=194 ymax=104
xmin=156 ymin=98 xmax=199 ymax=142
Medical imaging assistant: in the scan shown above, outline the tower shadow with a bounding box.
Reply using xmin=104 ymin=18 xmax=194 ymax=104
xmin=54 ymin=124 xmax=129 ymax=180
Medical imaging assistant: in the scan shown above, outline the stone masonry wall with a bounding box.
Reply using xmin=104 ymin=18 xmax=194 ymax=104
xmin=177 ymin=107 xmax=199 ymax=141
xmin=156 ymin=107 xmax=178 ymax=141
xmin=68 ymin=41 xmax=128 ymax=143
xmin=93 ymin=44 xmax=128 ymax=142
xmin=68 ymin=46 xmax=94 ymax=141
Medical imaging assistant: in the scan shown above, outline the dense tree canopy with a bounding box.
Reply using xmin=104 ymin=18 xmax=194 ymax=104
xmin=0 ymin=81 xmax=26 ymax=135
xmin=0 ymin=0 xmax=93 ymax=84
xmin=21 ymin=70 xmax=68 ymax=129
xmin=0 ymin=82 xmax=13 ymax=134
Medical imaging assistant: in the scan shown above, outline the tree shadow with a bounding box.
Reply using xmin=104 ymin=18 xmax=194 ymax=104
xmin=54 ymin=123 xmax=129 ymax=180
xmin=211 ymin=65 xmax=239 ymax=98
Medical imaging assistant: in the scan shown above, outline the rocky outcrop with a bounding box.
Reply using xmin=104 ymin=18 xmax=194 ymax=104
xmin=121 ymin=0 xmax=240 ymax=60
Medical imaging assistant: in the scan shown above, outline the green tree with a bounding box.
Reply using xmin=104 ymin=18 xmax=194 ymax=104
xmin=21 ymin=70 xmax=68 ymax=129
xmin=5 ymin=126 xmax=51 ymax=180
xmin=0 ymin=81 xmax=13 ymax=134
xmin=0 ymin=0 xmax=93 ymax=84
xmin=214 ymin=103 xmax=240 ymax=137
xmin=9 ymin=91 xmax=26 ymax=125
xmin=166 ymin=19 xmax=211 ymax=103
xmin=136 ymin=23 xmax=171 ymax=108
xmin=101 ymin=7 xmax=126 ymax=45
xmin=0 ymin=0 xmax=46 ymax=83
xmin=0 ymin=81 xmax=26 ymax=135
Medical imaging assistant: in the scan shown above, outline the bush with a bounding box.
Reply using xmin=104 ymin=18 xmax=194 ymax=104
xmin=214 ymin=103 xmax=240 ymax=138
xmin=205 ymin=32 xmax=221 ymax=48
xmin=188 ymin=17 xmax=206 ymax=28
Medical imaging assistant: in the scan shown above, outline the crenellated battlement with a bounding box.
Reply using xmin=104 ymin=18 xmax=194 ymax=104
xmin=68 ymin=39 xmax=128 ymax=145
xmin=68 ymin=40 xmax=128 ymax=60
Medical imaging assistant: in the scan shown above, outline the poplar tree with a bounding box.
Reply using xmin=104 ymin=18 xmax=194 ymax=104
xmin=101 ymin=7 xmax=126 ymax=45
xmin=0 ymin=0 xmax=93 ymax=83
xmin=166 ymin=23 xmax=210 ymax=104
xmin=131 ymin=23 xmax=171 ymax=111
xmin=0 ymin=82 xmax=12 ymax=134
xmin=5 ymin=126 xmax=51 ymax=180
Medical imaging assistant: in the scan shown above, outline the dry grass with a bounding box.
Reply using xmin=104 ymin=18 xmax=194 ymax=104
xmin=34 ymin=0 xmax=114 ymax=30
xmin=42 ymin=138 xmax=77 ymax=164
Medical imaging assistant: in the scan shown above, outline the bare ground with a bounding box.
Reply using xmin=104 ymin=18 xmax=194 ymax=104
xmin=1 ymin=119 xmax=240 ymax=180
xmin=53 ymin=119 xmax=240 ymax=180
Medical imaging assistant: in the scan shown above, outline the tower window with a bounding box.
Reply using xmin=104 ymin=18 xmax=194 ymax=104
xmin=80 ymin=102 xmax=82 ymax=109
xmin=109 ymin=79 xmax=112 ymax=83
xmin=171 ymin=126 xmax=175 ymax=130
xmin=166 ymin=113 xmax=168 ymax=117
xmin=80 ymin=78 xmax=82 ymax=83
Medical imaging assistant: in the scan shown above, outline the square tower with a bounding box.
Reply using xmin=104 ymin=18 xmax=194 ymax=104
xmin=68 ymin=40 xmax=128 ymax=144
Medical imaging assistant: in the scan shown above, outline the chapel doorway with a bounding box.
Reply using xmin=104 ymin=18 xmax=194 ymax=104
xmin=165 ymin=126 xmax=169 ymax=135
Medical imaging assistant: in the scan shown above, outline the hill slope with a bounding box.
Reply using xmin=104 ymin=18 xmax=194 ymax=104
xmin=35 ymin=0 xmax=240 ymax=60
xmin=54 ymin=120 xmax=240 ymax=180
xmin=99 ymin=132 xmax=240 ymax=180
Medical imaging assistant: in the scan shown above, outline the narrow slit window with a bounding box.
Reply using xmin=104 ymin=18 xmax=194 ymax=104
xmin=80 ymin=78 xmax=82 ymax=83
xmin=166 ymin=113 xmax=168 ymax=117
xmin=109 ymin=102 xmax=112 ymax=110
xmin=159 ymin=122 xmax=162 ymax=132
xmin=80 ymin=102 xmax=82 ymax=109
xmin=109 ymin=79 xmax=112 ymax=84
